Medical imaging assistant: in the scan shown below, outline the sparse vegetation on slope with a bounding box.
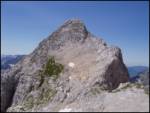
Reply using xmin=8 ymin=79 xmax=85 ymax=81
xmin=21 ymin=84 xmax=57 ymax=111
xmin=43 ymin=56 xmax=64 ymax=79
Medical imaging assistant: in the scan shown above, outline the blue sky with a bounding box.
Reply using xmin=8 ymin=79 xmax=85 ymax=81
xmin=1 ymin=1 xmax=149 ymax=66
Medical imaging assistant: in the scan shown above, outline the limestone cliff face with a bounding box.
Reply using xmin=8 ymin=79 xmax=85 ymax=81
xmin=1 ymin=19 xmax=129 ymax=112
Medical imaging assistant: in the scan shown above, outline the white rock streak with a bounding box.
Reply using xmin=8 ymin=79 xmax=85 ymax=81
xmin=69 ymin=76 xmax=72 ymax=80
xmin=68 ymin=62 xmax=75 ymax=68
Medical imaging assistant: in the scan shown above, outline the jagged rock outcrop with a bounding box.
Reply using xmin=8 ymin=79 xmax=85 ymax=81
xmin=1 ymin=19 xmax=129 ymax=112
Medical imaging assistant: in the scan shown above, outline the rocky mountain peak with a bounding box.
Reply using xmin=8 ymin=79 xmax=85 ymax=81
xmin=1 ymin=19 xmax=130 ymax=112
xmin=61 ymin=19 xmax=86 ymax=31
xmin=46 ymin=19 xmax=88 ymax=44
xmin=62 ymin=19 xmax=85 ymax=27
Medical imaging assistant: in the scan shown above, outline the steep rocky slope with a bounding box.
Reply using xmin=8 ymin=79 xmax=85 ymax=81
xmin=1 ymin=19 xmax=129 ymax=112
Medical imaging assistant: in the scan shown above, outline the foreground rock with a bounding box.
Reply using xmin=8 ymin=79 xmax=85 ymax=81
xmin=1 ymin=19 xmax=129 ymax=112
xmin=7 ymin=83 xmax=149 ymax=112
xmin=56 ymin=83 xmax=149 ymax=112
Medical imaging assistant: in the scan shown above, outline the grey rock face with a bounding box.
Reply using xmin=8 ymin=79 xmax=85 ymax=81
xmin=1 ymin=19 xmax=129 ymax=112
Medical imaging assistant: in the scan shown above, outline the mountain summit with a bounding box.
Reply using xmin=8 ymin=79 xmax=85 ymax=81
xmin=48 ymin=19 xmax=88 ymax=43
xmin=1 ymin=19 xmax=129 ymax=112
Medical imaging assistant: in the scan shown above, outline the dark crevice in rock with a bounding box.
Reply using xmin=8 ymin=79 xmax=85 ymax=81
xmin=1 ymin=69 xmax=21 ymax=112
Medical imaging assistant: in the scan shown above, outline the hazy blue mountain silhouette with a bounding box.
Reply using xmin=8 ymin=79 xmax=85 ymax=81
xmin=1 ymin=55 xmax=25 ymax=70
xmin=128 ymin=66 xmax=148 ymax=78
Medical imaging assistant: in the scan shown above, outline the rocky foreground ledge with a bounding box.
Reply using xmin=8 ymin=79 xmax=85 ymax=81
xmin=57 ymin=83 xmax=149 ymax=112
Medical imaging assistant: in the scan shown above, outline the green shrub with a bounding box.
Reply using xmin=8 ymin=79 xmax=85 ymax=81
xmin=43 ymin=56 xmax=64 ymax=79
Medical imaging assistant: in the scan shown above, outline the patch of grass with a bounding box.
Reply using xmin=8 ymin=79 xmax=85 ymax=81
xmin=43 ymin=56 xmax=64 ymax=79
xmin=35 ymin=56 xmax=64 ymax=89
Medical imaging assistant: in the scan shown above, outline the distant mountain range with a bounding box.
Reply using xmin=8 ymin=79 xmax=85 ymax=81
xmin=1 ymin=55 xmax=25 ymax=70
xmin=128 ymin=66 xmax=149 ymax=86
xmin=127 ymin=66 xmax=149 ymax=77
